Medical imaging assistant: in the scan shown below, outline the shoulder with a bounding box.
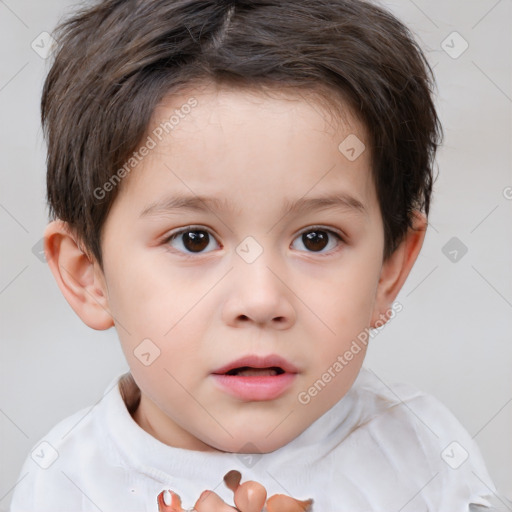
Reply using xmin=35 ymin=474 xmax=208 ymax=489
xmin=9 ymin=373 xmax=128 ymax=512
xmin=350 ymin=367 xmax=489 ymax=467
xmin=351 ymin=366 xmax=463 ymax=430
xmin=346 ymin=367 xmax=497 ymax=507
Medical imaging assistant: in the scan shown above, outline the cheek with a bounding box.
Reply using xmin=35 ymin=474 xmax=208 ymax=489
xmin=105 ymin=251 xmax=191 ymax=330
xmin=112 ymin=270 xmax=206 ymax=399
xmin=104 ymin=256 xmax=210 ymax=373
xmin=303 ymin=255 xmax=380 ymax=335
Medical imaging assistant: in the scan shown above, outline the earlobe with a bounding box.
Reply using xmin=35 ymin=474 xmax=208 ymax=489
xmin=44 ymin=220 xmax=114 ymax=330
xmin=370 ymin=211 xmax=427 ymax=328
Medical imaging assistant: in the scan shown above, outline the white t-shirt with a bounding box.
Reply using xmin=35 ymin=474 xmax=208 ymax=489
xmin=9 ymin=367 xmax=497 ymax=511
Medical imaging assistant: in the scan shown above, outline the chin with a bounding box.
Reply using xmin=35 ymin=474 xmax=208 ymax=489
xmin=205 ymin=428 xmax=297 ymax=454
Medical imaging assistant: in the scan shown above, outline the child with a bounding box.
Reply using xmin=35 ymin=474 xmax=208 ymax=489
xmin=9 ymin=0 xmax=502 ymax=510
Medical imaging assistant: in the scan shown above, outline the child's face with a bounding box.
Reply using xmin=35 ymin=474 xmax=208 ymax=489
xmin=97 ymin=83 xmax=388 ymax=453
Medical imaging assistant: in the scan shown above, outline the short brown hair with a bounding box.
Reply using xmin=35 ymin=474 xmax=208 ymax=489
xmin=42 ymin=0 xmax=442 ymax=267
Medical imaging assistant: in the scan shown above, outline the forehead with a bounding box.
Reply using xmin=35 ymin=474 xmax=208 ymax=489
xmin=116 ymin=81 xmax=377 ymax=219
xmin=152 ymin=80 xmax=363 ymax=143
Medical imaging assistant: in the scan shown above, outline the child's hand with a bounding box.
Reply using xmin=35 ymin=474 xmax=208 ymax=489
xmin=157 ymin=479 xmax=266 ymax=512
xmin=224 ymin=470 xmax=313 ymax=512
xmin=157 ymin=469 xmax=313 ymax=512
xmin=157 ymin=488 xmax=238 ymax=511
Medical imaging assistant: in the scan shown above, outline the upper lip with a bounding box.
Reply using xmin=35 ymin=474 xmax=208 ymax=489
xmin=212 ymin=354 xmax=300 ymax=375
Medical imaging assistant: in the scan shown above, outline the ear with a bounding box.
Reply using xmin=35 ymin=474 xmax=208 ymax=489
xmin=370 ymin=211 xmax=427 ymax=327
xmin=44 ymin=220 xmax=114 ymax=330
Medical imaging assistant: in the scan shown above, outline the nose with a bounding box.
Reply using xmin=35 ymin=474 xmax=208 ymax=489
xmin=221 ymin=255 xmax=296 ymax=330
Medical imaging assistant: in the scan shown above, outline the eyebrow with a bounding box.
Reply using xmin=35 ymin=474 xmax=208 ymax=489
xmin=140 ymin=192 xmax=367 ymax=218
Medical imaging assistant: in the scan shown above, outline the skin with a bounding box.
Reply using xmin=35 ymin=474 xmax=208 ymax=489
xmin=45 ymin=82 xmax=426 ymax=508
xmin=156 ymin=473 xmax=313 ymax=512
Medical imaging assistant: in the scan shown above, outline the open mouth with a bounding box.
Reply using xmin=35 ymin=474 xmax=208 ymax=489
xmin=225 ymin=366 xmax=286 ymax=377
xmin=212 ymin=362 xmax=296 ymax=400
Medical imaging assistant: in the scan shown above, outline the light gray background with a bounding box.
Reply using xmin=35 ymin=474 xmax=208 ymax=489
xmin=1 ymin=0 xmax=511 ymax=508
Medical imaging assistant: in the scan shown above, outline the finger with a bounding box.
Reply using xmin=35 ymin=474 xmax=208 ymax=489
xmin=223 ymin=469 xmax=242 ymax=493
xmin=193 ymin=489 xmax=238 ymax=512
xmin=265 ymin=494 xmax=313 ymax=512
xmin=234 ymin=481 xmax=267 ymax=512
xmin=157 ymin=489 xmax=185 ymax=512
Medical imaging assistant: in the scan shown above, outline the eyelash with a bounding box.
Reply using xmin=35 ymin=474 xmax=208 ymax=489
xmin=162 ymin=225 xmax=345 ymax=258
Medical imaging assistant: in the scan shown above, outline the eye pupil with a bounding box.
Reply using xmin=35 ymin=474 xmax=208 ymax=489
xmin=303 ymin=231 xmax=328 ymax=252
xmin=183 ymin=230 xmax=209 ymax=252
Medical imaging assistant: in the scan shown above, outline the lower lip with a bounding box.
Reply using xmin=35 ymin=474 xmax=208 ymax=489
xmin=211 ymin=373 xmax=297 ymax=401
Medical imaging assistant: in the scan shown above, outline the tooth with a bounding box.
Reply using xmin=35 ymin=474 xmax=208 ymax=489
xmin=237 ymin=368 xmax=278 ymax=377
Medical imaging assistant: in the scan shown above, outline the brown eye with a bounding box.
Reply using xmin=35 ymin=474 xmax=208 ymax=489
xmin=303 ymin=230 xmax=328 ymax=251
xmin=166 ymin=227 xmax=219 ymax=254
xmin=182 ymin=230 xmax=209 ymax=252
xmin=291 ymin=227 xmax=343 ymax=254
